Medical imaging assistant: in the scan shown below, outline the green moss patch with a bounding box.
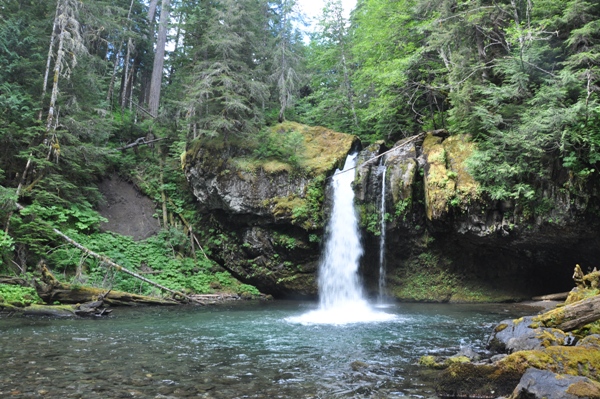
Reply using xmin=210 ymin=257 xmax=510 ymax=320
xmin=566 ymin=379 xmax=600 ymax=397
xmin=499 ymin=346 xmax=600 ymax=380
xmin=422 ymin=133 xmax=479 ymax=221
xmin=186 ymin=122 xmax=357 ymax=177
xmin=388 ymin=250 xmax=519 ymax=302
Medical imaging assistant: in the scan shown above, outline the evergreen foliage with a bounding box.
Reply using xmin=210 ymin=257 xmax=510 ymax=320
xmin=1 ymin=0 xmax=600 ymax=298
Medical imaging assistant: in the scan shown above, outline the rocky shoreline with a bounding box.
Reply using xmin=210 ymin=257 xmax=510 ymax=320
xmin=423 ymin=266 xmax=600 ymax=399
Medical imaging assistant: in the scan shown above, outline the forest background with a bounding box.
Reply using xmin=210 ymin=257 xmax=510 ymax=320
xmin=0 ymin=0 xmax=599 ymax=300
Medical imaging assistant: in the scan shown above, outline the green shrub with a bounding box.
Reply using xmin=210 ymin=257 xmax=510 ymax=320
xmin=0 ymin=284 xmax=42 ymax=305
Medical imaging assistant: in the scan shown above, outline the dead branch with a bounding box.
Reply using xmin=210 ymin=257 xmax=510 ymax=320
xmin=333 ymin=132 xmax=426 ymax=178
xmin=114 ymin=137 xmax=167 ymax=151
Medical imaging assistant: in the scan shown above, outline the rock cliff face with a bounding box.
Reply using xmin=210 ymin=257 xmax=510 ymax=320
xmin=355 ymin=132 xmax=600 ymax=302
xmin=185 ymin=123 xmax=600 ymax=300
xmin=184 ymin=122 xmax=358 ymax=297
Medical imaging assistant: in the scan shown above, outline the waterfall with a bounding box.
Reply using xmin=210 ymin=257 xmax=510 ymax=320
xmin=377 ymin=165 xmax=387 ymax=303
xmin=318 ymin=153 xmax=365 ymax=309
xmin=288 ymin=153 xmax=395 ymax=325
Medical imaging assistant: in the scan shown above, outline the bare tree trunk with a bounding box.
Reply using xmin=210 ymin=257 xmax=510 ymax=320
xmin=106 ymin=0 xmax=135 ymax=106
xmin=158 ymin=147 xmax=169 ymax=228
xmin=168 ymin=10 xmax=183 ymax=85
xmin=46 ymin=27 xmax=66 ymax=135
xmin=148 ymin=0 xmax=159 ymax=23
xmin=120 ymin=38 xmax=134 ymax=109
xmin=39 ymin=0 xmax=61 ymax=121
xmin=148 ymin=0 xmax=171 ymax=116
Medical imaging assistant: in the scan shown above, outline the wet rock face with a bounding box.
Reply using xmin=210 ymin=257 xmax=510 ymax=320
xmin=184 ymin=123 xmax=357 ymax=297
xmin=355 ymin=132 xmax=600 ymax=301
xmin=186 ymin=155 xmax=310 ymax=218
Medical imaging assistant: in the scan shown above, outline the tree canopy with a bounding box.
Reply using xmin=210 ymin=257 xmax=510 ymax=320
xmin=0 ymin=0 xmax=599 ymax=283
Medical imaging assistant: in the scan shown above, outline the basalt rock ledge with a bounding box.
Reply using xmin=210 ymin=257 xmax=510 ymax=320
xmin=185 ymin=123 xmax=600 ymax=300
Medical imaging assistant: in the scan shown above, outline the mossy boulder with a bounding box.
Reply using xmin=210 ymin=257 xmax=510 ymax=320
xmin=437 ymin=346 xmax=600 ymax=398
xmin=510 ymin=368 xmax=600 ymax=399
xmin=498 ymin=346 xmax=600 ymax=381
xmin=437 ymin=362 xmax=523 ymax=398
xmin=488 ymin=316 xmax=578 ymax=353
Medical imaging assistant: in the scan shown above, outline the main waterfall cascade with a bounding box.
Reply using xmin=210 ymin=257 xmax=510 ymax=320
xmin=377 ymin=164 xmax=388 ymax=303
xmin=288 ymin=153 xmax=396 ymax=325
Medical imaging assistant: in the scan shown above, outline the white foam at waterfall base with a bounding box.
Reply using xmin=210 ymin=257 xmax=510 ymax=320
xmin=287 ymin=153 xmax=396 ymax=325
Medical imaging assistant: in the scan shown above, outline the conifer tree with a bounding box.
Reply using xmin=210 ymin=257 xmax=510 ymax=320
xmin=184 ymin=0 xmax=269 ymax=140
xmin=270 ymin=0 xmax=305 ymax=122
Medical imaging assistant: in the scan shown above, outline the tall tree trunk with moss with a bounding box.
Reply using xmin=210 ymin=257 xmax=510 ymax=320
xmin=6 ymin=0 xmax=86 ymax=234
xmin=148 ymin=0 xmax=170 ymax=116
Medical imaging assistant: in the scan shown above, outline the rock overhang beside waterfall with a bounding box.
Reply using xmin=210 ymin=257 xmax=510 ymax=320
xmin=183 ymin=122 xmax=358 ymax=225
xmin=182 ymin=122 xmax=358 ymax=297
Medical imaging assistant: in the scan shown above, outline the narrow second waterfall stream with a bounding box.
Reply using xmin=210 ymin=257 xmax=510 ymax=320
xmin=378 ymin=164 xmax=387 ymax=303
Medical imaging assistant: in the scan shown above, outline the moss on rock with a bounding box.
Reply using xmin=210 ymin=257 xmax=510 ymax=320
xmin=422 ymin=133 xmax=479 ymax=221
xmin=498 ymin=346 xmax=600 ymax=380
xmin=566 ymin=379 xmax=600 ymax=398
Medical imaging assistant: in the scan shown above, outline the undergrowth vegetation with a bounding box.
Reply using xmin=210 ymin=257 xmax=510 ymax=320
xmin=0 ymin=113 xmax=262 ymax=300
xmin=0 ymin=284 xmax=42 ymax=306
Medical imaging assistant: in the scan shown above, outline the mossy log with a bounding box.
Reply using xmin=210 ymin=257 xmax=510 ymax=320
xmin=531 ymin=292 xmax=570 ymax=301
xmin=0 ymin=301 xmax=110 ymax=317
xmin=0 ymin=276 xmax=30 ymax=286
xmin=532 ymin=265 xmax=600 ymax=331
xmin=533 ymin=295 xmax=600 ymax=331
xmin=35 ymin=264 xmax=178 ymax=306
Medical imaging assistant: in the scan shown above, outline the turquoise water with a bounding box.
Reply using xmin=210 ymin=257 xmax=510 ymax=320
xmin=0 ymin=301 xmax=531 ymax=398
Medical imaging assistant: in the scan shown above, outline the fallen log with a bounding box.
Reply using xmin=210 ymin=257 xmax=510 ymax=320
xmin=533 ymin=294 xmax=600 ymax=331
xmin=35 ymin=264 xmax=178 ymax=306
xmin=0 ymin=301 xmax=112 ymax=317
xmin=0 ymin=276 xmax=29 ymax=286
xmin=334 ymin=132 xmax=426 ymax=177
xmin=532 ymin=265 xmax=600 ymax=331
xmin=531 ymin=292 xmax=570 ymax=301
xmin=114 ymin=136 xmax=167 ymax=151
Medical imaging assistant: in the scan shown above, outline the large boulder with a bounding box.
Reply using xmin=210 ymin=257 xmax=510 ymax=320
xmin=488 ymin=316 xmax=577 ymax=353
xmin=510 ymin=368 xmax=600 ymax=399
